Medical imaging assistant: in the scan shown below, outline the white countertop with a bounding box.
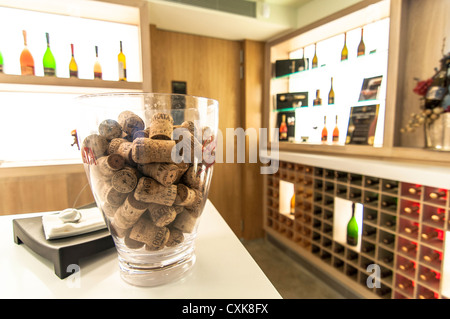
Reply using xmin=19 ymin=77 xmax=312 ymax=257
xmin=0 ymin=200 xmax=281 ymax=299
xmin=261 ymin=150 xmax=450 ymax=190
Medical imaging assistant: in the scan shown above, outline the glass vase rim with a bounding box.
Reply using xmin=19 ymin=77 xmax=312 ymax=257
xmin=75 ymin=91 xmax=219 ymax=107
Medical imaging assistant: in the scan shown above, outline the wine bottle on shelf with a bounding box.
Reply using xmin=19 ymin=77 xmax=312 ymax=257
xmin=364 ymin=193 xmax=378 ymax=203
xmin=313 ymin=89 xmax=322 ymax=106
xmin=408 ymin=185 xmax=421 ymax=195
xmin=401 ymin=242 xmax=417 ymax=253
xmin=424 ymin=56 xmax=448 ymax=110
xmin=429 ymin=190 xmax=446 ymax=199
xmin=404 ymin=205 xmax=419 ymax=214
xmin=384 ymin=181 xmax=398 ymax=190
xmin=93 ymin=46 xmax=102 ymax=80
xmin=69 ymin=44 xmax=78 ymax=78
xmin=332 ymin=115 xmax=339 ymax=143
xmin=312 ymin=43 xmax=318 ymax=69
xmin=431 ymin=212 xmax=445 ymax=222
xmin=118 ymin=40 xmax=127 ymax=81
xmin=398 ymin=279 xmax=413 ymax=290
xmin=321 ymin=116 xmax=328 ymax=143
xmin=20 ymin=30 xmax=35 ymax=75
xmin=43 ymin=33 xmax=56 ymax=76
xmin=404 ymin=224 xmax=418 ymax=234
xmin=399 ymin=260 xmax=415 ymax=271
xmin=357 ymin=27 xmax=365 ymax=57
xmin=418 ymin=290 xmax=437 ymax=299
xmin=419 ymin=269 xmax=438 ymax=281
xmin=328 ymin=77 xmax=335 ymax=104
xmin=302 ymin=47 xmax=308 ymax=71
xmin=346 ymin=203 xmax=358 ymax=246
xmin=366 ymin=178 xmax=379 ymax=186
xmin=423 ymin=250 xmax=441 ymax=262
xmin=0 ymin=49 xmax=3 ymax=73
xmin=381 ymin=197 xmax=397 ymax=208
xmin=279 ymin=114 xmax=288 ymax=141
xmin=341 ymin=32 xmax=348 ymax=61
xmin=421 ymin=229 xmax=439 ymax=240
xmin=290 ymin=193 xmax=295 ymax=215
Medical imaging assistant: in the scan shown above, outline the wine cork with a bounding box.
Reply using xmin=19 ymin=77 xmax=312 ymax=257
xmin=184 ymin=190 xmax=204 ymax=218
xmin=118 ymin=111 xmax=145 ymax=137
xmin=99 ymin=183 xmax=128 ymax=207
xmin=94 ymin=154 xmax=125 ymax=178
xmin=102 ymin=202 xmax=118 ymax=218
xmin=166 ymin=227 xmax=184 ymax=247
xmin=110 ymin=221 xmax=129 ymax=238
xmin=137 ymin=163 xmax=179 ymax=186
xmin=111 ymin=166 xmax=139 ymax=193
xmin=148 ymin=204 xmax=177 ymax=227
xmin=175 ymin=132 xmax=203 ymax=164
xmin=114 ymin=193 xmax=149 ymax=229
xmin=124 ymin=232 xmax=145 ymax=249
xmin=173 ymin=205 xmax=185 ymax=215
xmin=116 ymin=141 xmax=136 ymax=166
xmin=172 ymin=210 xmax=197 ymax=233
xmin=181 ymin=120 xmax=201 ymax=138
xmin=108 ymin=138 xmax=127 ymax=155
xmin=132 ymin=138 xmax=176 ymax=164
xmin=134 ymin=176 xmax=177 ymax=206
xmin=174 ymin=184 xmax=197 ymax=206
xmin=82 ymin=134 xmax=108 ymax=158
xmin=129 ymin=217 xmax=170 ymax=248
xmin=99 ymin=119 xmax=122 ymax=140
xmin=181 ymin=165 xmax=202 ymax=190
xmin=133 ymin=130 xmax=149 ymax=140
xmin=174 ymin=162 xmax=190 ymax=183
xmin=149 ymin=113 xmax=174 ymax=140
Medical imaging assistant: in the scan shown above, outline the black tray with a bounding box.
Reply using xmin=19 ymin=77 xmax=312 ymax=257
xmin=13 ymin=214 xmax=114 ymax=279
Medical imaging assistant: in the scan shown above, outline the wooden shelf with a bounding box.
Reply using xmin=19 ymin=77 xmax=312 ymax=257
xmin=264 ymin=159 xmax=450 ymax=299
xmin=0 ymin=73 xmax=143 ymax=93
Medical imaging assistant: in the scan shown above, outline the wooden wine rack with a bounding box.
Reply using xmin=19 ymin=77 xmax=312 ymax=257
xmin=264 ymin=160 xmax=450 ymax=299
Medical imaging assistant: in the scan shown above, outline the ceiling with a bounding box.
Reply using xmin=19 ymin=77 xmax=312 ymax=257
xmin=147 ymin=0 xmax=310 ymax=41
xmin=261 ymin=0 xmax=311 ymax=7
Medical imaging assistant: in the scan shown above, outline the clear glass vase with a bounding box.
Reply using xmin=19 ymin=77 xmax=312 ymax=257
xmin=75 ymin=93 xmax=218 ymax=286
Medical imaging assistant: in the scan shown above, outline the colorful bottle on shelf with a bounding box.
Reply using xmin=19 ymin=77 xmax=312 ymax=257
xmin=20 ymin=30 xmax=35 ymax=75
xmin=279 ymin=114 xmax=288 ymax=141
xmin=312 ymin=43 xmax=318 ymax=69
xmin=43 ymin=32 xmax=56 ymax=76
xmin=94 ymin=46 xmax=102 ymax=80
xmin=341 ymin=32 xmax=348 ymax=61
xmin=321 ymin=116 xmax=328 ymax=143
xmin=429 ymin=190 xmax=446 ymax=199
xmin=313 ymin=89 xmax=322 ymax=106
xmin=346 ymin=203 xmax=358 ymax=246
xmin=357 ymin=27 xmax=365 ymax=57
xmin=118 ymin=40 xmax=127 ymax=81
xmin=332 ymin=115 xmax=339 ymax=143
xmin=290 ymin=193 xmax=295 ymax=214
xmin=69 ymin=44 xmax=78 ymax=78
xmin=0 ymin=49 xmax=3 ymax=73
xmin=328 ymin=77 xmax=335 ymax=105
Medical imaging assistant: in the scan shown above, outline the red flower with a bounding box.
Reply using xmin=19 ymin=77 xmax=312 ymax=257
xmin=413 ymin=78 xmax=432 ymax=97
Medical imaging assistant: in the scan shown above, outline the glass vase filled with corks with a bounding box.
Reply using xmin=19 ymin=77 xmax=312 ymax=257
xmin=76 ymin=93 xmax=218 ymax=286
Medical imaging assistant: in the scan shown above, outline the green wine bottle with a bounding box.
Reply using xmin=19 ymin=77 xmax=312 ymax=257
xmin=0 ymin=49 xmax=3 ymax=73
xmin=347 ymin=203 xmax=358 ymax=246
xmin=43 ymin=32 xmax=56 ymax=76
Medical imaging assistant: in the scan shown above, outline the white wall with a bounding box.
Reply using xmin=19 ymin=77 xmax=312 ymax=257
xmin=296 ymin=0 xmax=364 ymax=29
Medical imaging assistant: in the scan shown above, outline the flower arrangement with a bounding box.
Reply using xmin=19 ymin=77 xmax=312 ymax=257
xmin=400 ymin=52 xmax=450 ymax=134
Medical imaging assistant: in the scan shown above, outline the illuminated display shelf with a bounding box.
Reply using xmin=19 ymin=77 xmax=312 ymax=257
xmin=265 ymin=160 xmax=450 ymax=299
xmin=264 ymin=0 xmax=450 ymax=164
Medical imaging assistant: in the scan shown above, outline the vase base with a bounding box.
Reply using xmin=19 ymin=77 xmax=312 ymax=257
xmin=118 ymin=252 xmax=196 ymax=287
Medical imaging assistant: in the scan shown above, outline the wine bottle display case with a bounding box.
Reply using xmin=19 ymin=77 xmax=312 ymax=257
xmin=264 ymin=160 xmax=450 ymax=299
